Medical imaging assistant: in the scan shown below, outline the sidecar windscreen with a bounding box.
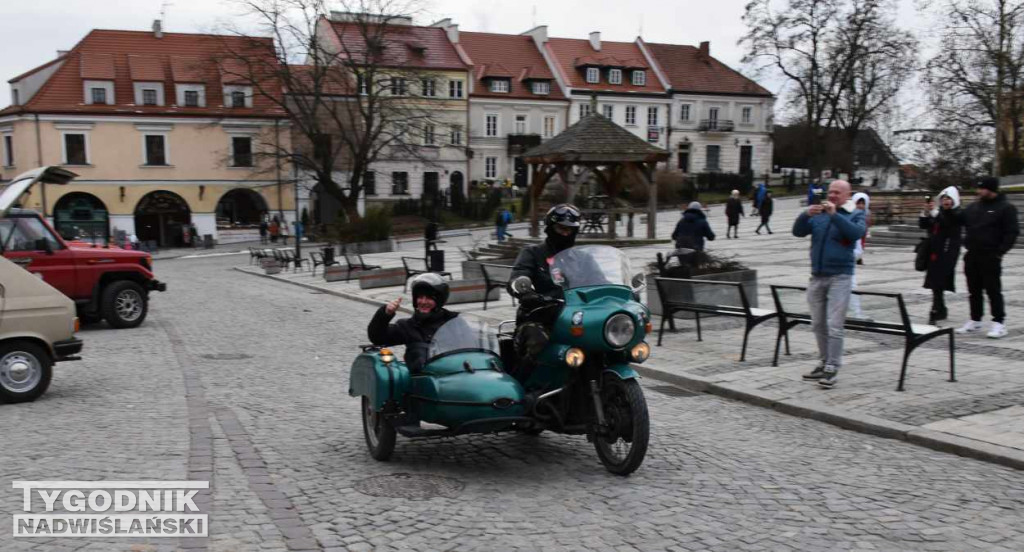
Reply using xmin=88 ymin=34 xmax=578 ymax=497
xmin=551 ymin=245 xmax=637 ymax=290
xmin=426 ymin=317 xmax=501 ymax=361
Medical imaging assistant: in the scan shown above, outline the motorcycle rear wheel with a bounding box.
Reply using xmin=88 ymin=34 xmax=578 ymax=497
xmin=362 ymin=397 xmax=397 ymax=461
xmin=593 ymin=378 xmax=649 ymax=476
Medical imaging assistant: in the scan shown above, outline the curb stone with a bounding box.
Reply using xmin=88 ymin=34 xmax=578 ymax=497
xmin=236 ymin=265 xmax=1024 ymax=472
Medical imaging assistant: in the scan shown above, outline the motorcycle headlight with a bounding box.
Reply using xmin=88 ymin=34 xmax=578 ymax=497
xmin=565 ymin=347 xmax=585 ymax=368
xmin=604 ymin=313 xmax=636 ymax=349
xmin=630 ymin=342 xmax=650 ymax=363
xmin=379 ymin=348 xmax=395 ymax=363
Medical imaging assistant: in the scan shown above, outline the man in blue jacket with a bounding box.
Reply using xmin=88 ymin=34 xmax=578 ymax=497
xmin=792 ymin=180 xmax=867 ymax=388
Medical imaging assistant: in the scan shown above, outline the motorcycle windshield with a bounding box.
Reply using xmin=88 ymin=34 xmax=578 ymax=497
xmin=427 ymin=317 xmax=500 ymax=360
xmin=551 ymin=245 xmax=636 ymax=290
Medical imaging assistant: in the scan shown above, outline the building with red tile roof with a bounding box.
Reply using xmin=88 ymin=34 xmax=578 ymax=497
xmin=1 ymin=23 xmax=294 ymax=246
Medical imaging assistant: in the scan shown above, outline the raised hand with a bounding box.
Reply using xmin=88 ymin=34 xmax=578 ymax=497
xmin=385 ymin=296 xmax=402 ymax=315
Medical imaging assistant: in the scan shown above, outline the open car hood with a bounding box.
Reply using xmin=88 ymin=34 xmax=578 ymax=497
xmin=0 ymin=166 xmax=78 ymax=216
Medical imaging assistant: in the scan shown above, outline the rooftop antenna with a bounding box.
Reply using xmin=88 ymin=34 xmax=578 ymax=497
xmin=160 ymin=1 xmax=173 ymax=26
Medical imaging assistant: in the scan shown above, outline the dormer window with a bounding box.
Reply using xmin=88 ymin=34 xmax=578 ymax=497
xmin=490 ymin=80 xmax=510 ymax=93
xmin=142 ymin=89 xmax=158 ymax=106
xmin=133 ymin=82 xmax=164 ymax=106
xmin=91 ymin=88 xmax=107 ymax=104
xmin=586 ymin=67 xmax=600 ymax=84
xmin=532 ymin=81 xmax=550 ymax=95
xmin=83 ymin=80 xmax=115 ymax=105
xmin=223 ymin=85 xmax=252 ymax=108
xmin=632 ymin=70 xmax=646 ymax=86
xmin=609 ymin=69 xmax=622 ymax=85
xmin=175 ymin=84 xmax=206 ymax=107
xmin=184 ymin=91 xmax=199 ymax=107
xmin=231 ymin=91 xmax=246 ymax=108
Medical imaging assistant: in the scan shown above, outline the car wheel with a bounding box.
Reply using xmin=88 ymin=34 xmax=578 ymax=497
xmin=0 ymin=341 xmax=53 ymax=403
xmin=101 ymin=281 xmax=148 ymax=329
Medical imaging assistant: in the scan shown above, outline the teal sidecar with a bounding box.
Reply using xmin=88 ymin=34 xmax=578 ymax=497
xmin=350 ymin=318 xmax=529 ymax=460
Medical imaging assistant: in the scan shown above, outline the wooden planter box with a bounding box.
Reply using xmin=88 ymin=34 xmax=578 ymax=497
xmin=446 ymin=278 xmax=501 ymax=305
xmin=358 ymin=267 xmax=407 ymax=289
xmin=645 ymin=269 xmax=758 ymax=319
xmin=324 ymin=265 xmax=355 ymax=282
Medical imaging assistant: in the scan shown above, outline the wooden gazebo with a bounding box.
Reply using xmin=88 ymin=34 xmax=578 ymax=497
xmin=521 ymin=112 xmax=670 ymax=239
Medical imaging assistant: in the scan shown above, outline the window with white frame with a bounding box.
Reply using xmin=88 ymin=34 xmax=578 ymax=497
xmin=422 ymin=78 xmax=436 ymax=97
xmin=579 ymin=103 xmax=592 ymax=119
xmin=142 ymin=89 xmax=158 ymax=106
xmin=625 ymin=105 xmax=636 ymax=125
xmin=231 ymin=136 xmax=253 ymax=167
xmin=490 ymin=79 xmax=510 ymax=93
xmin=742 ymin=106 xmax=752 ymax=124
xmin=514 ymin=114 xmax=527 ymax=134
xmin=175 ymin=84 xmax=205 ymax=107
xmin=543 ymin=115 xmax=556 ymax=138
xmin=423 ymin=123 xmax=436 ymax=146
xmin=223 ymin=85 xmax=252 ymax=108
xmin=485 ymin=156 xmax=498 ymax=179
xmin=91 ymin=88 xmax=107 ymax=104
xmin=231 ymin=91 xmax=246 ymax=108
xmin=485 ymin=113 xmax=499 ymax=137
xmin=84 ymin=81 xmax=114 ymax=105
xmin=3 ymin=135 xmax=13 ymax=166
xmin=184 ymin=90 xmax=199 ymax=107
xmin=532 ymin=81 xmax=550 ymax=95
xmin=63 ymin=133 xmax=88 ymax=165
xmin=450 ymin=125 xmax=463 ymax=145
xmin=609 ymin=69 xmax=622 ymax=84
xmin=390 ymin=78 xmax=407 ymax=96
xmin=586 ymin=67 xmax=600 ymax=83
xmin=679 ymin=104 xmax=691 ymax=121
xmin=602 ymin=104 xmax=614 ymax=119
xmin=647 ymin=106 xmax=658 ymax=127
xmin=632 ymin=70 xmax=646 ymax=86
xmin=144 ymin=135 xmax=168 ymax=165
xmin=357 ymin=74 xmax=369 ymax=95
xmin=448 ymin=79 xmax=464 ymax=98
xmin=706 ymin=145 xmax=721 ymax=171
xmin=133 ymin=82 xmax=164 ymax=106
xmin=391 ymin=172 xmax=409 ymax=195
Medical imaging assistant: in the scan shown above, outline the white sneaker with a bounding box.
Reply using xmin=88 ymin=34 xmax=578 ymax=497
xmin=987 ymin=322 xmax=1008 ymax=339
xmin=956 ymin=320 xmax=984 ymax=334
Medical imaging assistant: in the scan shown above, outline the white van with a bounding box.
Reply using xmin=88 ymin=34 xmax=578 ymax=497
xmin=0 ymin=167 xmax=82 ymax=402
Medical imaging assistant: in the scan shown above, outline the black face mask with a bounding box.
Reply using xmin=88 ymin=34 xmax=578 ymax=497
xmin=546 ymin=227 xmax=577 ymax=252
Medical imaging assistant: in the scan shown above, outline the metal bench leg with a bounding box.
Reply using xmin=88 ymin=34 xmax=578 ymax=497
xmin=897 ymin=342 xmax=913 ymax=392
xmin=658 ymin=315 xmax=667 ymax=346
xmin=695 ymin=312 xmax=702 ymax=342
xmin=741 ymin=322 xmax=751 ymax=362
xmin=948 ymin=331 xmax=957 ymax=382
xmin=483 ymin=286 xmax=489 ymax=311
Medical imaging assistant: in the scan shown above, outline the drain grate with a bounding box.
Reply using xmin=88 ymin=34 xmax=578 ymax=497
xmin=647 ymin=384 xmax=701 ymax=398
xmin=353 ymin=473 xmax=464 ymax=499
xmin=199 ymin=353 xmax=253 ymax=361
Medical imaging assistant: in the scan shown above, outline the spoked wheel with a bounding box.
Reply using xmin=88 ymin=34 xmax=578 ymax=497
xmin=361 ymin=397 xmax=396 ymax=461
xmin=593 ymin=378 xmax=649 ymax=476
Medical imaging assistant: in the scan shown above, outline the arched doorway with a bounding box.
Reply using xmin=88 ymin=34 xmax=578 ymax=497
xmin=53 ymin=192 xmax=109 ymax=242
xmin=216 ymin=188 xmax=268 ymax=226
xmin=135 ymin=191 xmax=192 ymax=248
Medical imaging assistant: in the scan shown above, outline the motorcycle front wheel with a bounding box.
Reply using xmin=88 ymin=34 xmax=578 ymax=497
xmin=362 ymin=396 xmax=397 ymax=461
xmin=593 ymin=378 xmax=649 ymax=476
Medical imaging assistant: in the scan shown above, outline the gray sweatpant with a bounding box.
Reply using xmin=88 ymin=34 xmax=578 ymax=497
xmin=807 ymin=274 xmax=853 ymax=369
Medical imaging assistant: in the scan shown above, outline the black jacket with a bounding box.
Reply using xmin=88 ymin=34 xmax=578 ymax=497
xmin=367 ymin=306 xmax=457 ymax=371
xmin=509 ymin=241 xmax=565 ymax=300
xmin=759 ymin=197 xmax=774 ymax=218
xmin=725 ymin=197 xmax=745 ymax=223
xmin=671 ymin=209 xmax=716 ymax=251
xmin=919 ymin=208 xmax=963 ymax=292
xmin=963 ymin=194 xmax=1019 ymax=256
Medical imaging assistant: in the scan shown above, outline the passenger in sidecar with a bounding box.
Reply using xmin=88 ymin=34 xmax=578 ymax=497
xmin=367 ymin=273 xmax=456 ymax=372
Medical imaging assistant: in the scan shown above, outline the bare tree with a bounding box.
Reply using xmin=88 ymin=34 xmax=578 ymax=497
xmin=216 ymin=0 xmax=460 ymax=221
xmin=925 ymin=0 xmax=1024 ymax=175
xmin=741 ymin=0 xmax=917 ymax=175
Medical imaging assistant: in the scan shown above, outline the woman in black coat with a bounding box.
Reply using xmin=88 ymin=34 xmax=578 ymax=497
xmin=919 ymin=186 xmax=963 ymax=323
xmin=725 ymin=189 xmax=745 ymax=238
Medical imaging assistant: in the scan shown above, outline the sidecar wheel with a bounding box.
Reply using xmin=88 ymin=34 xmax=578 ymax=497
xmin=593 ymin=378 xmax=649 ymax=476
xmin=362 ymin=397 xmax=396 ymax=461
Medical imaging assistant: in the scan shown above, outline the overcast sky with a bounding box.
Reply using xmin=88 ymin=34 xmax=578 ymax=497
xmin=1 ymin=0 xmax=933 ymax=134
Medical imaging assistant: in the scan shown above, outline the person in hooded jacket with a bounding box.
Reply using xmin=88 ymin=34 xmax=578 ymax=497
xmin=847 ymin=192 xmax=870 ymax=319
xmin=367 ymin=273 xmax=457 ymax=372
xmin=672 ymin=201 xmax=716 ymax=250
xmin=919 ymin=186 xmax=963 ymax=324
xmin=755 ymin=191 xmax=774 ymax=234
xmin=725 ymin=189 xmax=745 ymax=238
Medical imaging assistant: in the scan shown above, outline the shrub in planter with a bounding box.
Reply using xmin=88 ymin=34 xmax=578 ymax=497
xmin=646 ymin=250 xmax=757 ymax=316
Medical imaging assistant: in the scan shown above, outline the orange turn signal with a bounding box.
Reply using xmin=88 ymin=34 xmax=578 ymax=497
xmin=570 ymin=326 xmax=584 ymax=337
xmin=74 ymin=317 xmax=80 ymax=333
xmin=645 ymin=322 xmax=653 ymax=334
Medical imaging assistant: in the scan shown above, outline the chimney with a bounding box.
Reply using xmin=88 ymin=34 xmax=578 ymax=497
xmin=153 ymin=19 xmax=163 ymax=39
xmin=699 ymin=41 xmax=709 ymax=58
xmin=589 ymin=31 xmax=601 ymax=51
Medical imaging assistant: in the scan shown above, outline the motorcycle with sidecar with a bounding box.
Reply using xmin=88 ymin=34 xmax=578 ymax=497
xmin=349 ymin=245 xmax=652 ymax=475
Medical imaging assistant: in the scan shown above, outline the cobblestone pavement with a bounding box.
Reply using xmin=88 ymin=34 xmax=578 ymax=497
xmin=3 ymin=253 xmax=1024 ymax=551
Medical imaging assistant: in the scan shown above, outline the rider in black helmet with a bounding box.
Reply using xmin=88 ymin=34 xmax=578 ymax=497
xmin=367 ymin=273 xmax=457 ymax=371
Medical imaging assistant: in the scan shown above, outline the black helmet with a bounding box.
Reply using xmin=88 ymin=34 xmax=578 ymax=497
xmin=544 ymin=203 xmax=581 ymax=229
xmin=410 ymin=273 xmax=450 ymax=308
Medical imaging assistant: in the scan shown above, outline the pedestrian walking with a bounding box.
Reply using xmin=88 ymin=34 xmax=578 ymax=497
xmin=259 ymin=219 xmax=269 ymax=244
xmin=955 ymin=177 xmax=1019 ymax=338
xmin=495 ymin=207 xmax=512 ymax=242
xmin=725 ymin=189 xmax=745 ymax=238
xmin=848 ymin=192 xmax=870 ymax=319
xmin=279 ymin=218 xmax=290 ymax=245
xmin=671 ymin=201 xmax=716 ymax=251
xmin=269 ymin=216 xmax=280 ymax=243
xmin=919 ymin=186 xmax=963 ymax=325
xmin=752 ymin=182 xmax=767 ymax=216
xmin=792 ymin=180 xmax=867 ymax=388
xmin=755 ymin=191 xmax=774 ymax=234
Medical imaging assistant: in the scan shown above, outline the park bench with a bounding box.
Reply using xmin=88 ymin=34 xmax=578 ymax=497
xmin=479 ymin=263 xmax=516 ymax=311
xmin=309 ymin=251 xmax=339 ymax=276
xmin=279 ymin=249 xmax=307 ymax=272
xmin=342 ymin=251 xmax=381 ymax=281
xmin=769 ymin=285 xmax=955 ymax=391
xmin=654 ymin=277 xmax=778 ymax=362
xmin=401 ymin=256 xmax=453 ymax=291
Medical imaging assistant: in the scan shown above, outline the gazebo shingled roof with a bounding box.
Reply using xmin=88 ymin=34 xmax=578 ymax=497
xmin=522 ymin=113 xmax=669 ymax=164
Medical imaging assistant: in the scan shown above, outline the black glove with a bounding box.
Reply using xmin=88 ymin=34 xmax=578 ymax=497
xmin=520 ymin=291 xmax=546 ymax=310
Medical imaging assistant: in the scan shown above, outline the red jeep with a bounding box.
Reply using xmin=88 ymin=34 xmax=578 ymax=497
xmin=1 ymin=167 xmax=167 ymax=328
